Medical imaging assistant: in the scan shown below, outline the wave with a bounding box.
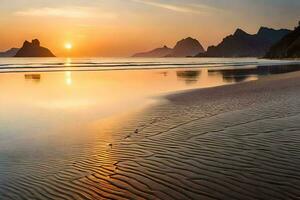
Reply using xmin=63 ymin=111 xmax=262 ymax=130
xmin=0 ymin=58 xmax=300 ymax=73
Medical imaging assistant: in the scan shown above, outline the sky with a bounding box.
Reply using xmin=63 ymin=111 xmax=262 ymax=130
xmin=0 ymin=0 xmax=299 ymax=57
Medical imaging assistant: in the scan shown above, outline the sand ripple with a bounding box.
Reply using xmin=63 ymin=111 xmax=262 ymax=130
xmin=1 ymin=72 xmax=300 ymax=199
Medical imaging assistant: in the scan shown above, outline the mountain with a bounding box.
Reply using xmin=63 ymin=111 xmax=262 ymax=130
xmin=265 ymin=22 xmax=300 ymax=58
xmin=197 ymin=27 xmax=290 ymax=57
xmin=166 ymin=37 xmax=204 ymax=57
xmin=0 ymin=48 xmax=19 ymax=57
xmin=132 ymin=37 xmax=204 ymax=57
xmin=132 ymin=45 xmax=173 ymax=57
xmin=15 ymin=39 xmax=55 ymax=57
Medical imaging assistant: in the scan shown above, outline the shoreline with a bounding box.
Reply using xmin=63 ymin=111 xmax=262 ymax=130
xmin=123 ymin=70 xmax=300 ymax=199
xmin=1 ymin=57 xmax=300 ymax=74
xmin=166 ymin=69 xmax=300 ymax=101
xmin=1 ymin=68 xmax=300 ymax=199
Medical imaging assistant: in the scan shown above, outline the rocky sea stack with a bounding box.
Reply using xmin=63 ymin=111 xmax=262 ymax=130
xmin=166 ymin=37 xmax=204 ymax=57
xmin=15 ymin=39 xmax=55 ymax=57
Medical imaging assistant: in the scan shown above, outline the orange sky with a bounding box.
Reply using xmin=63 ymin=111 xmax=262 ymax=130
xmin=0 ymin=0 xmax=299 ymax=57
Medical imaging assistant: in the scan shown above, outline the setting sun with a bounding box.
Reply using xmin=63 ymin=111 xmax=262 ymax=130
xmin=64 ymin=43 xmax=73 ymax=50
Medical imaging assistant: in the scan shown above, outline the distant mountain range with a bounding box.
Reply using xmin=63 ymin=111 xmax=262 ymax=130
xmin=197 ymin=27 xmax=291 ymax=58
xmin=133 ymin=37 xmax=204 ymax=57
xmin=15 ymin=39 xmax=55 ymax=57
xmin=1 ymin=25 xmax=297 ymax=59
xmin=132 ymin=45 xmax=173 ymax=58
xmin=265 ymin=22 xmax=300 ymax=58
xmin=0 ymin=48 xmax=19 ymax=57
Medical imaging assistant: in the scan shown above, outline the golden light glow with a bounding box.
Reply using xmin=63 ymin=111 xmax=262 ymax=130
xmin=65 ymin=71 xmax=72 ymax=86
xmin=64 ymin=43 xmax=73 ymax=50
xmin=65 ymin=58 xmax=72 ymax=66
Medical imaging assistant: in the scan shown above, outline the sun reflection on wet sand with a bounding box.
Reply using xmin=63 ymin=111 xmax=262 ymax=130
xmin=65 ymin=71 xmax=72 ymax=86
xmin=0 ymin=67 xmax=255 ymax=159
xmin=0 ymin=68 xmax=258 ymax=179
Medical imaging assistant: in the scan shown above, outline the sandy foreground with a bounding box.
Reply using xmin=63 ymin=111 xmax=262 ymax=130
xmin=2 ymin=71 xmax=300 ymax=200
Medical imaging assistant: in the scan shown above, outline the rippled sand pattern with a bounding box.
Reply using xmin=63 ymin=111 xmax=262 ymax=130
xmin=1 ymin=72 xmax=300 ymax=199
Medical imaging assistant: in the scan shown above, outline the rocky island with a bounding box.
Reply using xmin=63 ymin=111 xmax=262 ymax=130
xmin=133 ymin=37 xmax=204 ymax=58
xmin=15 ymin=39 xmax=55 ymax=57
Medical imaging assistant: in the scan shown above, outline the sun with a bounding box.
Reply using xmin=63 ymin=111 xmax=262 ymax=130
xmin=64 ymin=43 xmax=73 ymax=50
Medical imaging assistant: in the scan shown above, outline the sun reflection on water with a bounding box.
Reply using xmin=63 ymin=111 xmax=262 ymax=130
xmin=65 ymin=58 xmax=72 ymax=67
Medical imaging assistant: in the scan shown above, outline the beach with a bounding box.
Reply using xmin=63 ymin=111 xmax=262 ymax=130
xmin=106 ymin=71 xmax=300 ymax=199
xmin=0 ymin=65 xmax=300 ymax=199
xmin=1 ymin=0 xmax=300 ymax=198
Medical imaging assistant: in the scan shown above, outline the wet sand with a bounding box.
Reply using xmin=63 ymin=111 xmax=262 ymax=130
xmin=2 ymin=71 xmax=300 ymax=199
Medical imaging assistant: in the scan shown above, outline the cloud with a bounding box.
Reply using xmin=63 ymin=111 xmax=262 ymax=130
xmin=133 ymin=0 xmax=195 ymax=13
xmin=14 ymin=7 xmax=117 ymax=19
xmin=132 ymin=0 xmax=222 ymax=14
xmin=188 ymin=3 xmax=225 ymax=14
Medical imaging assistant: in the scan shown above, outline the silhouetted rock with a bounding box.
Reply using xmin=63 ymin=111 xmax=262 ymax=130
xmin=265 ymin=22 xmax=300 ymax=58
xmin=166 ymin=37 xmax=205 ymax=57
xmin=197 ymin=27 xmax=290 ymax=58
xmin=132 ymin=37 xmax=204 ymax=58
xmin=15 ymin=39 xmax=55 ymax=57
xmin=0 ymin=48 xmax=19 ymax=57
xmin=132 ymin=45 xmax=173 ymax=57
